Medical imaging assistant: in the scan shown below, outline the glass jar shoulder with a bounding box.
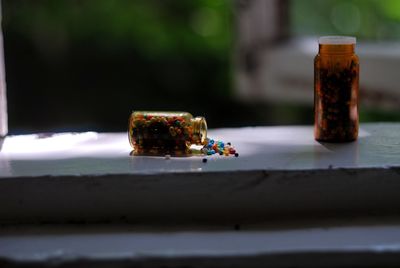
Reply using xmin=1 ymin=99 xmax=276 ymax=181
xmin=316 ymin=53 xmax=358 ymax=70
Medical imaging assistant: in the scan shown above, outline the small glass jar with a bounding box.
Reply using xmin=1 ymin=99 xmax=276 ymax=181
xmin=314 ymin=36 xmax=359 ymax=142
xmin=128 ymin=111 xmax=207 ymax=156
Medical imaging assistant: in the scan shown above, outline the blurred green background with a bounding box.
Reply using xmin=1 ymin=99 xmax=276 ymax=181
xmin=3 ymin=0 xmax=400 ymax=133
xmin=291 ymin=0 xmax=400 ymax=40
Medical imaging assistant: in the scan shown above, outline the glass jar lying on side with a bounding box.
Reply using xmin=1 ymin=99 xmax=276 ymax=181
xmin=128 ymin=111 xmax=207 ymax=156
xmin=314 ymin=36 xmax=359 ymax=142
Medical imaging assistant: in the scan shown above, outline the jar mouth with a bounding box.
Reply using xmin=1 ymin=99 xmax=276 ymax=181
xmin=192 ymin=116 xmax=207 ymax=144
xmin=319 ymin=36 xmax=356 ymax=45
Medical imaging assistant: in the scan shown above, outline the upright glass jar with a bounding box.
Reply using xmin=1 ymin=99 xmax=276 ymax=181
xmin=128 ymin=111 xmax=207 ymax=156
xmin=314 ymin=36 xmax=359 ymax=142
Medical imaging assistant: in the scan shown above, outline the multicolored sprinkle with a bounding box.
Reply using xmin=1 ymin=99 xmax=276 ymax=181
xmin=200 ymin=138 xmax=237 ymax=157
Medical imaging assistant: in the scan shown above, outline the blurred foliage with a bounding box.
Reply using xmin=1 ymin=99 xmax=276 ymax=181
xmin=291 ymin=0 xmax=400 ymax=40
xmin=3 ymin=0 xmax=400 ymax=133
xmin=3 ymin=0 xmax=235 ymax=133
xmin=3 ymin=0 xmax=231 ymax=58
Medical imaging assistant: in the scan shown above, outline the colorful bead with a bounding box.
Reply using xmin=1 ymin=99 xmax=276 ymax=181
xmin=199 ymin=137 xmax=238 ymax=159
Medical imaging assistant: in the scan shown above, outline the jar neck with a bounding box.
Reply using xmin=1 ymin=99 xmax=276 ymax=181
xmin=319 ymin=44 xmax=355 ymax=55
xmin=191 ymin=116 xmax=207 ymax=145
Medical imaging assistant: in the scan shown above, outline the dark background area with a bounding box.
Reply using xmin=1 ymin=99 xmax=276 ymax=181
xmin=3 ymin=0 xmax=400 ymax=134
xmin=4 ymin=0 xmax=244 ymax=133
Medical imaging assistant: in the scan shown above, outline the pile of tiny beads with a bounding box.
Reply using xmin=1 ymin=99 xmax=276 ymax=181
xmin=201 ymin=138 xmax=238 ymax=157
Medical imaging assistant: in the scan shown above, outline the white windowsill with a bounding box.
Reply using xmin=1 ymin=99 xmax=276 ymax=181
xmin=1 ymin=222 xmax=400 ymax=267
xmin=0 ymin=123 xmax=400 ymax=225
xmin=0 ymin=122 xmax=399 ymax=177
xmin=1 ymin=123 xmax=400 ymax=266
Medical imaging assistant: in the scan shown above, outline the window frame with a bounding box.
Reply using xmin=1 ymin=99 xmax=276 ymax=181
xmin=0 ymin=1 xmax=6 ymax=138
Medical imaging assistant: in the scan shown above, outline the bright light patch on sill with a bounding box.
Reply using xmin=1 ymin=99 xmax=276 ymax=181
xmin=2 ymin=132 xmax=98 ymax=155
xmin=0 ymin=132 xmax=131 ymax=160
